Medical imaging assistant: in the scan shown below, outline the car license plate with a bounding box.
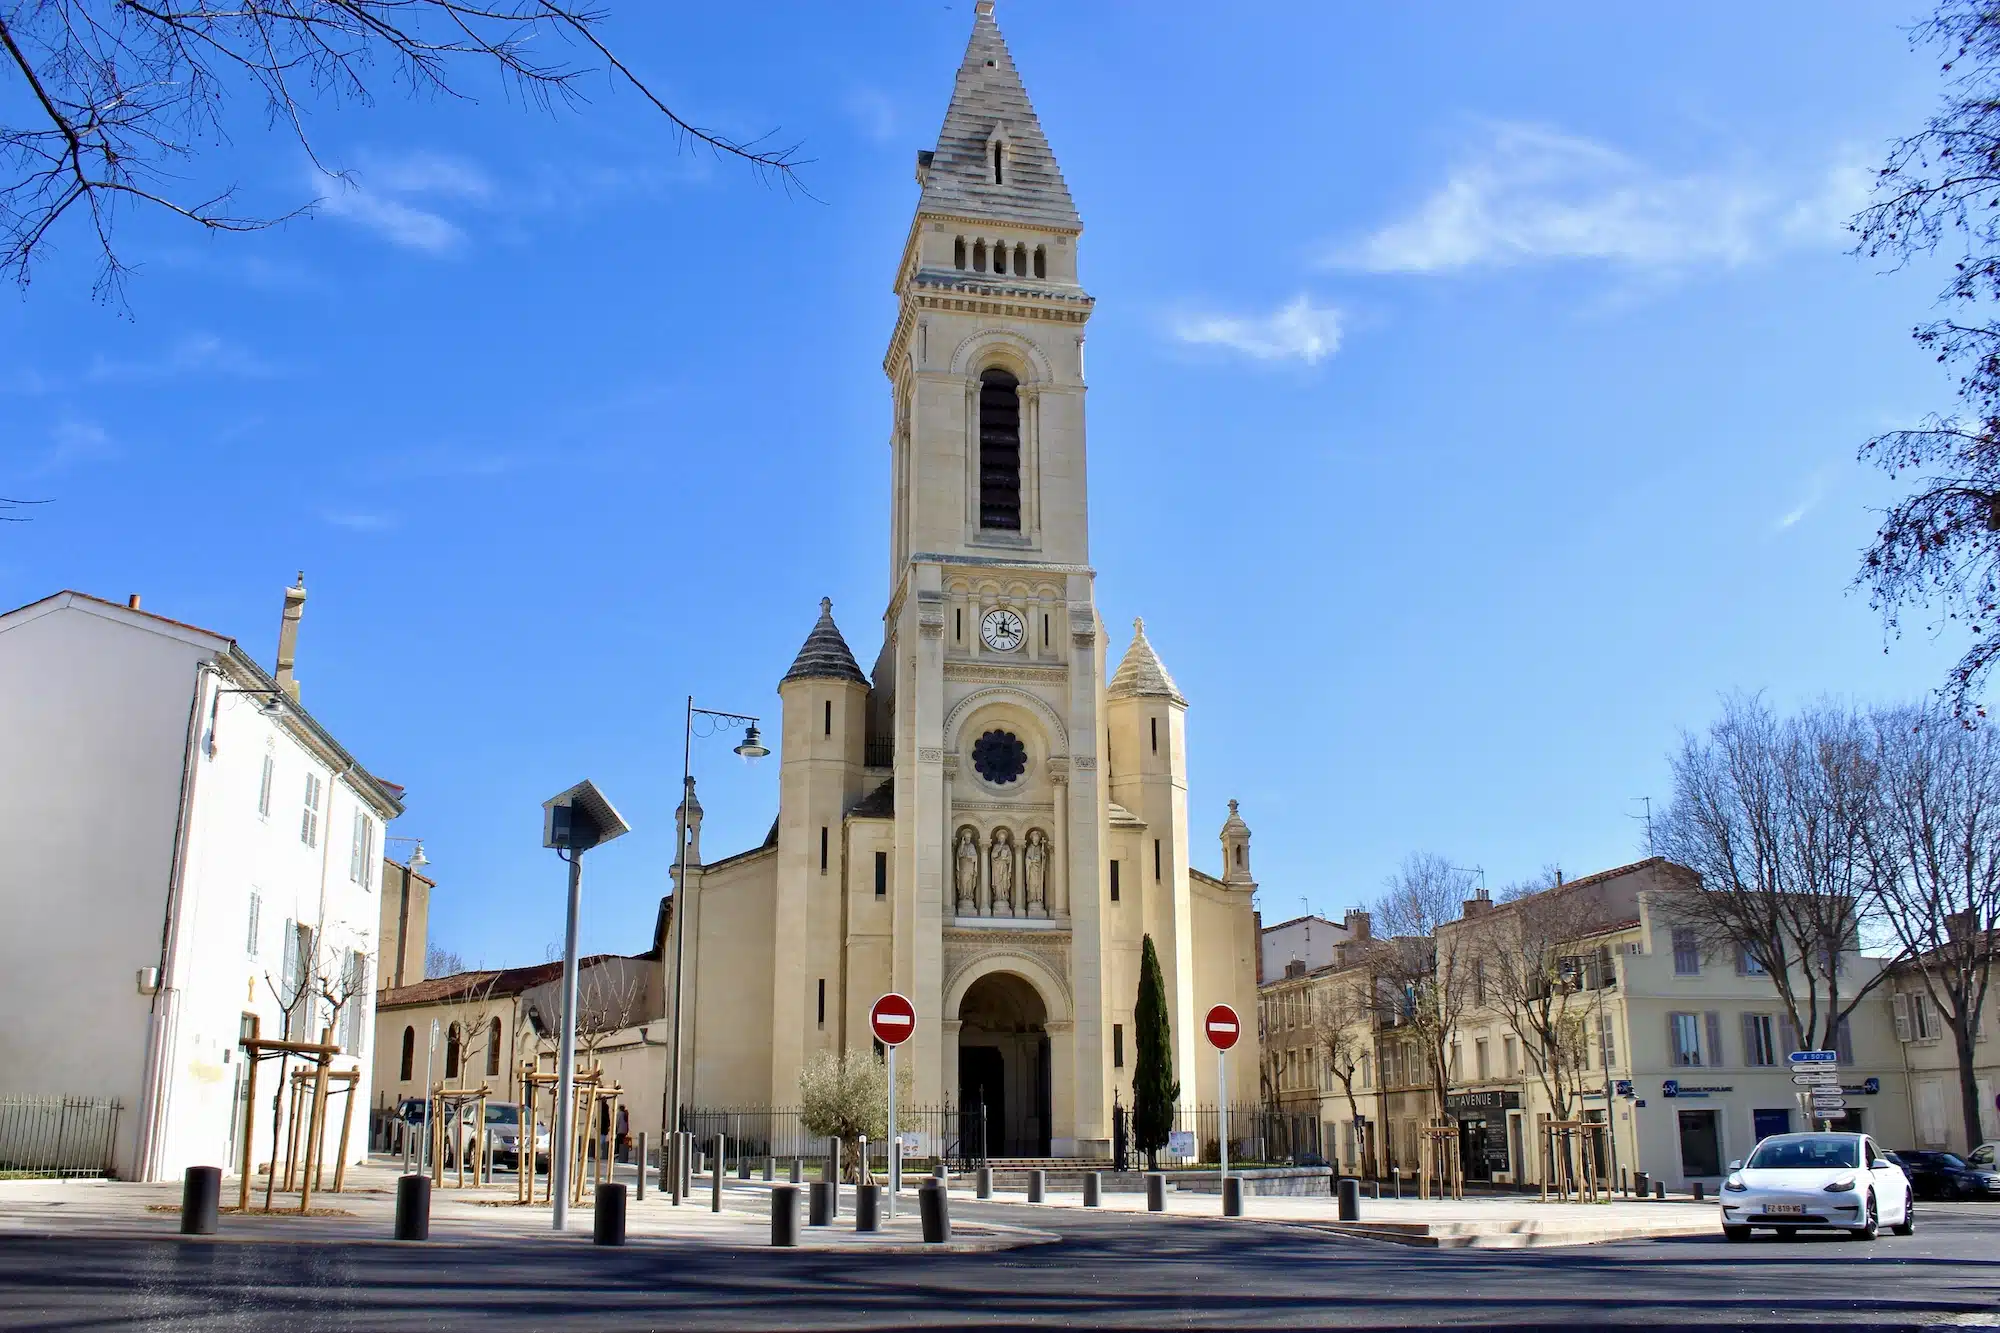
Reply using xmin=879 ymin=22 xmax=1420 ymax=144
xmin=1764 ymin=1205 xmax=1805 ymax=1215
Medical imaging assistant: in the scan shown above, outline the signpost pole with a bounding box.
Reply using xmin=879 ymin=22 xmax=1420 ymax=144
xmin=887 ymin=1043 xmax=898 ymax=1220
xmin=1218 ymin=1049 xmax=1228 ymax=1187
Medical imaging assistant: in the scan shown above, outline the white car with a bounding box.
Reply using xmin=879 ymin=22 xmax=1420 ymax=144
xmin=1719 ymin=1131 xmax=1913 ymax=1242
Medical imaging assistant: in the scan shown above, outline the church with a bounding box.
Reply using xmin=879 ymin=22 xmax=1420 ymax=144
xmin=667 ymin=0 xmax=1262 ymax=1159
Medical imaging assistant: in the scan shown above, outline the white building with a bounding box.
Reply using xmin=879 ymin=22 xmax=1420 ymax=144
xmin=0 ymin=583 xmax=402 ymax=1181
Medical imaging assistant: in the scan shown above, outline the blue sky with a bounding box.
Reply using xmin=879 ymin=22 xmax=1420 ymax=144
xmin=0 ymin=2 xmax=1969 ymax=964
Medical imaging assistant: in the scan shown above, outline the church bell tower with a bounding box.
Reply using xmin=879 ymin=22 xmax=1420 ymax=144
xmin=880 ymin=0 xmax=1113 ymax=1154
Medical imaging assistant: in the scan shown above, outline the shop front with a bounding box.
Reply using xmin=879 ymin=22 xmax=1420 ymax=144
xmin=1445 ymin=1090 xmax=1520 ymax=1183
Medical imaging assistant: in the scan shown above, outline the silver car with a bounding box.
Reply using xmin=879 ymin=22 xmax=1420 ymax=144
xmin=1719 ymin=1131 xmax=1914 ymax=1242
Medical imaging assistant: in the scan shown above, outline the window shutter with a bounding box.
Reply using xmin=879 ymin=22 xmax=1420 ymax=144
xmin=1778 ymin=1016 xmax=1798 ymax=1058
xmin=1667 ymin=1012 xmax=1683 ymax=1065
xmin=280 ymin=918 xmax=298 ymax=996
xmin=1835 ymin=1017 xmax=1855 ymax=1064
xmin=1704 ymin=1011 xmax=1725 ymax=1068
xmin=1740 ymin=1012 xmax=1760 ymax=1065
xmin=1892 ymin=992 xmax=1911 ymax=1042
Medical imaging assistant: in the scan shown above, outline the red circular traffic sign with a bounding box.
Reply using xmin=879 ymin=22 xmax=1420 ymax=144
xmin=870 ymin=992 xmax=917 ymax=1047
xmin=1204 ymin=1003 xmax=1241 ymax=1051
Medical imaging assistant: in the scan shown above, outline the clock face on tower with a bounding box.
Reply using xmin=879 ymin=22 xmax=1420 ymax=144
xmin=980 ymin=608 xmax=1025 ymax=653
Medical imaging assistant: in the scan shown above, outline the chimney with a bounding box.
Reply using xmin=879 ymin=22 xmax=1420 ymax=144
xmin=1462 ymin=897 xmax=1490 ymax=919
xmin=274 ymin=572 xmax=306 ymax=701
xmin=127 ymin=594 xmax=141 ymax=610
xmin=1344 ymin=908 xmax=1372 ymax=941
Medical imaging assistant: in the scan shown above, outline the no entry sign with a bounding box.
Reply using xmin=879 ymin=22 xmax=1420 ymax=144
xmin=1204 ymin=1004 xmax=1241 ymax=1051
xmin=870 ymin=992 xmax=916 ymax=1047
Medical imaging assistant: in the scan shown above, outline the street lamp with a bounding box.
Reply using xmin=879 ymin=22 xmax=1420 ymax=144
xmin=542 ymin=779 xmax=631 ymax=1231
xmin=204 ymin=684 xmax=288 ymax=757
xmin=663 ymin=700 xmax=767 ymax=1202
xmin=386 ymin=835 xmax=428 ymax=868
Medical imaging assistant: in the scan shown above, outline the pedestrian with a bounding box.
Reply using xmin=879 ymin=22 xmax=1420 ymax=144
xmin=616 ymin=1105 xmax=631 ymax=1163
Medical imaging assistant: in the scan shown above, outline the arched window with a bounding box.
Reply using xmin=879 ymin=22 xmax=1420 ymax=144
xmin=1033 ymin=245 xmax=1046 ymax=279
xmin=978 ymin=367 xmax=1022 ymax=531
xmin=445 ymin=1023 xmax=461 ymax=1079
xmin=1014 ymin=243 xmax=1028 ymax=276
xmin=954 ymin=236 xmax=966 ymax=269
xmin=993 ymin=243 xmax=1007 ymax=276
xmin=486 ymin=1018 xmax=502 ymax=1076
xmin=973 ymin=239 xmax=987 ymax=272
xmin=399 ymin=1026 xmax=415 ymax=1081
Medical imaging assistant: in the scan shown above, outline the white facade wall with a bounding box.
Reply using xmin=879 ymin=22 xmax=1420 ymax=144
xmin=0 ymin=595 xmax=394 ymax=1180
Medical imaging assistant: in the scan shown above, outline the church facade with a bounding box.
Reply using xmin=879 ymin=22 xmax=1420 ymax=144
xmin=668 ymin=0 xmax=1261 ymax=1158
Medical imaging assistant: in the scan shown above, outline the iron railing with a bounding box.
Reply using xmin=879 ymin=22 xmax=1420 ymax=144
xmin=0 ymin=1096 xmax=121 ymax=1178
xmin=680 ymin=1105 xmax=977 ymax=1170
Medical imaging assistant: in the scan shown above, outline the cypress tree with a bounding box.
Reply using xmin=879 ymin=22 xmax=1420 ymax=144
xmin=1132 ymin=933 xmax=1179 ymax=1171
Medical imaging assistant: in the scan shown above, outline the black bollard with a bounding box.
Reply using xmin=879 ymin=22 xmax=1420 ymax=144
xmin=593 ymin=1183 xmax=628 ymax=1246
xmin=855 ymin=1183 xmax=881 ymax=1233
xmin=738 ymin=1156 xmax=750 ymax=1182
xmin=808 ymin=1180 xmax=834 ymax=1226
xmin=1222 ymin=1175 xmax=1243 ymax=1218
xmin=764 ymin=1157 xmax=775 ymax=1183
xmin=1027 ymin=1169 xmax=1046 ymax=1203
xmin=1655 ymin=1180 xmax=1666 ymax=1200
xmin=180 ymin=1166 xmax=220 ymax=1235
xmin=933 ymin=1162 xmax=947 ymax=1181
xmin=919 ymin=1179 xmax=951 ymax=1243
xmin=1369 ymin=1181 xmax=1381 ymax=1200
xmin=1145 ymin=1172 xmax=1166 ymax=1212
xmin=1692 ymin=1181 xmax=1705 ymax=1202
xmin=635 ymin=1132 xmax=648 ymax=1201
xmin=771 ymin=1184 xmax=800 ymax=1247
xmin=1083 ymin=1171 xmax=1101 ymax=1207
xmin=394 ymin=1173 xmax=431 ymax=1241
xmin=1633 ymin=1171 xmax=1649 ymax=1197
xmin=976 ymin=1166 xmax=993 ymax=1199
xmin=789 ymin=1158 xmax=803 ymax=1185
xmin=711 ymin=1142 xmax=724 ymax=1214
xmin=1338 ymin=1177 xmax=1361 ymax=1222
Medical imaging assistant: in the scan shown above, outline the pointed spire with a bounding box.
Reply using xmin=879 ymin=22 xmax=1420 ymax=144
xmin=782 ymin=597 xmax=868 ymax=687
xmin=1108 ymin=616 xmax=1186 ymax=705
xmin=917 ymin=1 xmax=1080 ymax=230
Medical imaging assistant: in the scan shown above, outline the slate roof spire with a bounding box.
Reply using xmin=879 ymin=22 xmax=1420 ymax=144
xmin=916 ymin=0 xmax=1080 ymax=231
xmin=782 ymin=597 xmax=868 ymax=687
xmin=1108 ymin=617 xmax=1187 ymax=706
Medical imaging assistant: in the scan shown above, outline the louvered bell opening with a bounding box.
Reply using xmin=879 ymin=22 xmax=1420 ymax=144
xmin=979 ymin=369 xmax=1021 ymax=530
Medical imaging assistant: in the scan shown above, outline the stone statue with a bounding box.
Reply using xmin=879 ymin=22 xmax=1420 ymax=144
xmin=1023 ymin=828 xmax=1048 ymax=915
xmin=989 ymin=827 xmax=1016 ymax=915
xmin=954 ymin=827 xmax=980 ymax=915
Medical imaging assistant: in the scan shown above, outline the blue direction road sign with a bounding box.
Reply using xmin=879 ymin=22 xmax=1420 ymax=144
xmin=1787 ymin=1050 xmax=1838 ymax=1065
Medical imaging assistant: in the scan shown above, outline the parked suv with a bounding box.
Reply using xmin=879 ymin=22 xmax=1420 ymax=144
xmin=1891 ymin=1149 xmax=2000 ymax=1200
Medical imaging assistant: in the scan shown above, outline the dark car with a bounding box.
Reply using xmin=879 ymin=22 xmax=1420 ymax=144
xmin=1891 ymin=1149 xmax=2000 ymax=1200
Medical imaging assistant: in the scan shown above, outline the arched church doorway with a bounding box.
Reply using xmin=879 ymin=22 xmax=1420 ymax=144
xmin=957 ymin=971 xmax=1051 ymax=1158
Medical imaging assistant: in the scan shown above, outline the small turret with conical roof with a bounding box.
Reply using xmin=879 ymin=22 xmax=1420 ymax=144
xmin=1220 ymin=799 xmax=1253 ymax=885
xmin=782 ymin=597 xmax=868 ymax=687
xmin=1108 ymin=618 xmax=1187 ymax=706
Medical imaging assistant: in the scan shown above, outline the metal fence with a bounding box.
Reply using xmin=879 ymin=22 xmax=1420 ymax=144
xmin=680 ymin=1105 xmax=982 ymax=1170
xmin=0 ymin=1096 xmax=121 ymax=1178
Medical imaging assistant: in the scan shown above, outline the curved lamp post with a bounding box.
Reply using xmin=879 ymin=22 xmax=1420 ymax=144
xmin=663 ymin=700 xmax=767 ymax=1203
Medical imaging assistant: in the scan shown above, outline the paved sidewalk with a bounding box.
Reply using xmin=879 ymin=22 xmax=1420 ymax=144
xmin=0 ymin=1161 xmax=1052 ymax=1254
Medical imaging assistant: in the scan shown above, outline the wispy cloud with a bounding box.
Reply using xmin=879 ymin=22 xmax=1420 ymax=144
xmin=1774 ymin=467 xmax=1836 ymax=532
xmin=845 ymin=87 xmax=899 ymax=144
xmin=322 ymin=510 xmax=398 ymax=531
xmin=1170 ymin=295 xmax=1344 ymax=365
xmin=39 ymin=418 xmax=117 ymax=473
xmin=1330 ymin=123 xmax=1865 ymax=276
xmin=87 ymin=333 xmax=279 ymax=383
xmin=313 ymin=151 xmax=493 ymax=253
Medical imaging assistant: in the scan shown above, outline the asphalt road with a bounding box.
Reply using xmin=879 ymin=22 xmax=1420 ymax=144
xmin=3 ymin=1197 xmax=1997 ymax=1331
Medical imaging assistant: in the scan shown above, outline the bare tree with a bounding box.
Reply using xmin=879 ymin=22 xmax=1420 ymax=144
xmin=1851 ymin=0 xmax=2000 ymax=712
xmin=1865 ymin=702 xmax=2000 ymax=1152
xmin=426 ymin=944 xmax=468 ymax=980
xmin=1478 ymin=886 xmax=1613 ymax=1123
xmin=1363 ymin=853 xmax=1478 ymax=1128
xmin=1308 ymin=979 xmax=1375 ymax=1176
xmin=1655 ymin=694 xmax=1897 ymax=1050
xmin=0 ymin=2 xmax=808 ymax=299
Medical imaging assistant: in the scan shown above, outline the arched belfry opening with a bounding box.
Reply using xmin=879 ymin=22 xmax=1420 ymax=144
xmin=978 ymin=367 xmax=1022 ymax=531
xmin=957 ymin=971 xmax=1050 ymax=1157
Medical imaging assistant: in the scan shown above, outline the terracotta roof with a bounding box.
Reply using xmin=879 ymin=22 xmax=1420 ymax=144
xmin=781 ymin=598 xmax=868 ymax=687
xmin=377 ymin=955 xmax=622 ymax=1009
